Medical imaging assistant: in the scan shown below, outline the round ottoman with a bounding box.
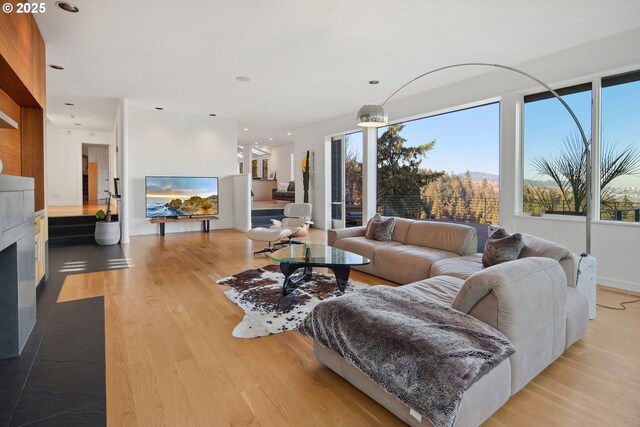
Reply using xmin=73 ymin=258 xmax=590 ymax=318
xmin=246 ymin=227 xmax=292 ymax=256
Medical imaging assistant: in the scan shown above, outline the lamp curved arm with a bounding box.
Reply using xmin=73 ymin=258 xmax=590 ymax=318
xmin=382 ymin=62 xmax=590 ymax=151
xmin=377 ymin=62 xmax=592 ymax=254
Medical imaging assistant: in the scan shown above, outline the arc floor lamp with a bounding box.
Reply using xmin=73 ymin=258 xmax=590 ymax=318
xmin=356 ymin=62 xmax=592 ymax=254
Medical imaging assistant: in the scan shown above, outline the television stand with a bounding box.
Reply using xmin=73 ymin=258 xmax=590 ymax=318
xmin=149 ymin=215 xmax=218 ymax=236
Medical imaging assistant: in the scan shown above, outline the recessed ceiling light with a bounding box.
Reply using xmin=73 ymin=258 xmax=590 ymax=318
xmin=236 ymin=76 xmax=251 ymax=82
xmin=243 ymin=128 xmax=248 ymax=131
xmin=269 ymin=138 xmax=273 ymax=141
xmin=209 ymin=113 xmax=217 ymax=117
xmin=155 ymin=107 xmax=164 ymax=110
xmin=56 ymin=2 xmax=79 ymax=13
xmin=369 ymin=80 xmax=380 ymax=85
xmin=73 ymin=123 xmax=82 ymax=126
xmin=287 ymin=132 xmax=292 ymax=136
xmin=49 ymin=64 xmax=64 ymax=70
xmin=254 ymin=142 xmax=258 ymax=145
xmin=64 ymin=102 xmax=74 ymax=106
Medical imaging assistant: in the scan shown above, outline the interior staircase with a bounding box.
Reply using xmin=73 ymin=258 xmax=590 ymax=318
xmin=49 ymin=214 xmax=119 ymax=247
xmin=251 ymin=208 xmax=284 ymax=228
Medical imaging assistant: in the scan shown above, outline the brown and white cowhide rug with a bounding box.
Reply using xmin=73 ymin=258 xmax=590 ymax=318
xmin=216 ymin=264 xmax=368 ymax=338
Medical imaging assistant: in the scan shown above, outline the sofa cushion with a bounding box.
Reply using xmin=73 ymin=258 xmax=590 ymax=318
xmin=482 ymin=228 xmax=524 ymax=267
xmin=404 ymin=220 xmax=477 ymax=256
xmin=430 ymin=254 xmax=484 ymax=280
xmin=373 ymin=245 xmax=458 ymax=284
xmin=390 ymin=217 xmax=413 ymax=244
xmin=332 ymin=236 xmax=402 ymax=262
xmin=565 ymin=286 xmax=588 ymax=349
xmin=365 ymin=215 xmax=395 ymax=241
xmin=287 ymin=181 xmax=295 ymax=191
xmin=519 ymin=233 xmax=570 ymax=261
xmin=520 ymin=233 xmax=577 ymax=287
xmin=402 ymin=275 xmax=465 ymax=307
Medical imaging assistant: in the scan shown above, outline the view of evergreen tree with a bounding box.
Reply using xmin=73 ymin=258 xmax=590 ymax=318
xmin=377 ymin=124 xmax=443 ymax=217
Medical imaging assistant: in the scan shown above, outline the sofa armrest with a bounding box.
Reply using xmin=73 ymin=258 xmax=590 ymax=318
xmin=327 ymin=226 xmax=366 ymax=247
xmin=452 ymin=257 xmax=568 ymax=393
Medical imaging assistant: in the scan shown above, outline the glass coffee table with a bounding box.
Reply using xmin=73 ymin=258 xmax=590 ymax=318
xmin=269 ymin=244 xmax=371 ymax=296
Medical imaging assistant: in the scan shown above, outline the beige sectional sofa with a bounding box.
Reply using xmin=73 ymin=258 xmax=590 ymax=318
xmin=328 ymin=218 xmax=478 ymax=284
xmin=322 ymin=218 xmax=589 ymax=427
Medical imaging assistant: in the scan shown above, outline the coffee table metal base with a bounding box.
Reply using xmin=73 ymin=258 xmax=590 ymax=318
xmin=279 ymin=263 xmax=351 ymax=296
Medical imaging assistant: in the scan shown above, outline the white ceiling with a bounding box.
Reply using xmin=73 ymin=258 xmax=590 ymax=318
xmin=36 ymin=0 xmax=640 ymax=146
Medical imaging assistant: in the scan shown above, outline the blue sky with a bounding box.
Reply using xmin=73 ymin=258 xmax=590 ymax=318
xmin=345 ymin=80 xmax=639 ymax=189
xmin=524 ymin=81 xmax=640 ymax=189
xmin=376 ymin=102 xmax=500 ymax=175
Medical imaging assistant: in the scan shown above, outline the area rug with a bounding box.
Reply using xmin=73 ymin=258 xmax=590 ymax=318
xmin=216 ymin=264 xmax=369 ymax=338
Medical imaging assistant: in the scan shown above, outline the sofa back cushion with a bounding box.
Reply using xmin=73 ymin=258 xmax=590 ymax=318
xmin=404 ymin=221 xmax=477 ymax=256
xmin=390 ymin=217 xmax=413 ymax=243
xmin=519 ymin=233 xmax=576 ymax=287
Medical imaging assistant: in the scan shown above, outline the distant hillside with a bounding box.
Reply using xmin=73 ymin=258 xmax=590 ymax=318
xmin=524 ymin=178 xmax=560 ymax=188
xmin=455 ymin=171 xmax=500 ymax=183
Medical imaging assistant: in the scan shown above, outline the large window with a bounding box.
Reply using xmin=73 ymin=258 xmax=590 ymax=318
xmin=600 ymin=71 xmax=640 ymax=222
xmin=523 ymin=84 xmax=592 ymax=216
xmin=376 ymin=103 xmax=500 ymax=224
xmin=523 ymin=74 xmax=640 ymax=222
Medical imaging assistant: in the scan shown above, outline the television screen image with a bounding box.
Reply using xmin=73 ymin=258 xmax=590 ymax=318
xmin=145 ymin=176 xmax=219 ymax=218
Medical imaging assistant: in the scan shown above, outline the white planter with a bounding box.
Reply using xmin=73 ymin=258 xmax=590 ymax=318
xmin=95 ymin=221 xmax=120 ymax=245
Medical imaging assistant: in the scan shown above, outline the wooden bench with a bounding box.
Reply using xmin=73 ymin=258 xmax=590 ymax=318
xmin=149 ymin=215 xmax=218 ymax=236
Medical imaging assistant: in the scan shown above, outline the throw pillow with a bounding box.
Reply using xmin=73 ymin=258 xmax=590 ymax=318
xmin=482 ymin=228 xmax=525 ymax=268
xmin=365 ymin=214 xmax=395 ymax=242
xmin=287 ymin=181 xmax=295 ymax=191
xmin=365 ymin=213 xmax=384 ymax=236
xmin=277 ymin=183 xmax=289 ymax=192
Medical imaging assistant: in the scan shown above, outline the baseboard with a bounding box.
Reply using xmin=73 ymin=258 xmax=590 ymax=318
xmin=597 ymin=276 xmax=640 ymax=293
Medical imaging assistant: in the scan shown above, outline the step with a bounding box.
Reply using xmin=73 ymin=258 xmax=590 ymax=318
xmin=49 ymin=214 xmax=119 ymax=226
xmin=250 ymin=209 xmax=284 ymax=217
xmin=49 ymin=223 xmax=96 ymax=237
xmin=49 ymin=233 xmax=96 ymax=247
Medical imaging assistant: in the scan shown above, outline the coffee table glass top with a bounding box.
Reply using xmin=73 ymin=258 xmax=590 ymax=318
xmin=269 ymin=244 xmax=370 ymax=266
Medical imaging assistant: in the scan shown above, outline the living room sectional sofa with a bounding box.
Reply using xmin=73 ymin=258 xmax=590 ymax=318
xmin=322 ymin=218 xmax=589 ymax=427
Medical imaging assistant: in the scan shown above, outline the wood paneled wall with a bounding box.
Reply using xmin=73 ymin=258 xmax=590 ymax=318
xmin=0 ymin=2 xmax=46 ymax=108
xmin=20 ymin=108 xmax=44 ymax=211
xmin=0 ymin=5 xmax=46 ymax=211
xmin=0 ymin=88 xmax=20 ymax=175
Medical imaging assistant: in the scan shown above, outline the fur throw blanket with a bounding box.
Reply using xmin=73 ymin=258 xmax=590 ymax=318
xmin=299 ymin=286 xmax=515 ymax=427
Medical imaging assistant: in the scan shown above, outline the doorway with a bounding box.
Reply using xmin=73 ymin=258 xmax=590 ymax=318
xmin=330 ymin=132 xmax=363 ymax=229
xmin=81 ymin=144 xmax=110 ymax=205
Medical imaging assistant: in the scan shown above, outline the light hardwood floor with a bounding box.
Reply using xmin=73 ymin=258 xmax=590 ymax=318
xmin=57 ymin=228 xmax=640 ymax=427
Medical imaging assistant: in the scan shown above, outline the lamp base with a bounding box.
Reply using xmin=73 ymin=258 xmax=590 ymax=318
xmin=575 ymin=254 xmax=597 ymax=319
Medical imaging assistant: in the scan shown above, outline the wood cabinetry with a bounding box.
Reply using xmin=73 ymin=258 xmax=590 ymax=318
xmin=34 ymin=213 xmax=45 ymax=286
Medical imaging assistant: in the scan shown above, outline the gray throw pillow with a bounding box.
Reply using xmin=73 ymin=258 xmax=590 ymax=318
xmin=365 ymin=215 xmax=395 ymax=242
xmin=482 ymin=228 xmax=525 ymax=268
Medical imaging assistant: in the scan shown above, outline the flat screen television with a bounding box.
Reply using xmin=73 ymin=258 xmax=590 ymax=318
xmin=145 ymin=176 xmax=219 ymax=218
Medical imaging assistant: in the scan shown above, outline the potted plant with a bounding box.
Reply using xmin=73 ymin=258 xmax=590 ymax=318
xmin=95 ymin=190 xmax=120 ymax=245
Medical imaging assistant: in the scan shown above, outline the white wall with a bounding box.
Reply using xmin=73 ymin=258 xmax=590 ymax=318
xmin=46 ymin=121 xmax=114 ymax=205
xmin=269 ymin=143 xmax=294 ymax=182
xmin=294 ymin=28 xmax=640 ymax=290
xmin=127 ymin=108 xmax=238 ymax=235
xmin=232 ymin=174 xmax=251 ymax=231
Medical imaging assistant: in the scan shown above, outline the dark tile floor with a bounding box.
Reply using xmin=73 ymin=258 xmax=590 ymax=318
xmin=0 ymin=244 xmax=127 ymax=427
